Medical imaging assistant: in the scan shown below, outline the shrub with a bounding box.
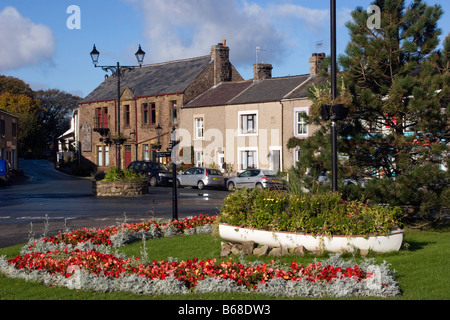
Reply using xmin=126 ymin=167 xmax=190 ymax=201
xmin=218 ymin=188 xmax=403 ymax=237
xmin=102 ymin=167 xmax=143 ymax=182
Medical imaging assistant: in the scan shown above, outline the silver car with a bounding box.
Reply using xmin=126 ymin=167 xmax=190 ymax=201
xmin=226 ymin=169 xmax=285 ymax=191
xmin=176 ymin=167 xmax=225 ymax=190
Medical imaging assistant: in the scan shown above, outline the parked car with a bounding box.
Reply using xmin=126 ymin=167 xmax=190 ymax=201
xmin=226 ymin=169 xmax=285 ymax=191
xmin=127 ymin=161 xmax=172 ymax=187
xmin=176 ymin=167 xmax=224 ymax=190
xmin=0 ymin=160 xmax=11 ymax=182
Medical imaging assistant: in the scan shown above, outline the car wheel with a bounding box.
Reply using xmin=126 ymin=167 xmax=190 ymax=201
xmin=176 ymin=179 xmax=181 ymax=188
xmin=227 ymin=181 xmax=235 ymax=191
xmin=149 ymin=176 xmax=157 ymax=187
xmin=255 ymin=183 xmax=263 ymax=189
xmin=197 ymin=181 xmax=205 ymax=190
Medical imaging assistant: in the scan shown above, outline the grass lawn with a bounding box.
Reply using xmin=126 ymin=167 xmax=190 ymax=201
xmin=0 ymin=227 xmax=449 ymax=300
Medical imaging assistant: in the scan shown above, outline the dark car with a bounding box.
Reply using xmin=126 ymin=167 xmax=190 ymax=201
xmin=127 ymin=161 xmax=172 ymax=187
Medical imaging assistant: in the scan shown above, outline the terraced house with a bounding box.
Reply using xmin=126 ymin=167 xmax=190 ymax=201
xmin=77 ymin=40 xmax=242 ymax=170
xmin=179 ymin=53 xmax=327 ymax=174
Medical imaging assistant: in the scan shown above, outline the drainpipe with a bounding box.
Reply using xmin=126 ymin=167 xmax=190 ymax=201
xmin=135 ymin=98 xmax=138 ymax=161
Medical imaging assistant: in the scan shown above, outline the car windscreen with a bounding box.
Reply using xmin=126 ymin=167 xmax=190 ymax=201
xmin=262 ymin=170 xmax=278 ymax=176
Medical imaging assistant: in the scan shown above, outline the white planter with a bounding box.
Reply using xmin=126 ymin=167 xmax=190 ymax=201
xmin=219 ymin=224 xmax=404 ymax=253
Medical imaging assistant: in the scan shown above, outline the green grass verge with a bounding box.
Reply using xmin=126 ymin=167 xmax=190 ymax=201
xmin=1 ymin=228 xmax=449 ymax=300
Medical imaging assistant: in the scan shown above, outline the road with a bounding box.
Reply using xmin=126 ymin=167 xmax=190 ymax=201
xmin=0 ymin=160 xmax=228 ymax=248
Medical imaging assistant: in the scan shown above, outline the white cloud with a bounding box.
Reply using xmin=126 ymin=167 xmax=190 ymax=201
xmin=0 ymin=6 xmax=55 ymax=71
xmin=126 ymin=0 xmax=329 ymax=66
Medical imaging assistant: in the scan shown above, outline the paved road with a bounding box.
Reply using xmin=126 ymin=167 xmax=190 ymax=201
xmin=0 ymin=160 xmax=228 ymax=248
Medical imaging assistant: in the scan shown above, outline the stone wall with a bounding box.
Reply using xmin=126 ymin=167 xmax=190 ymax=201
xmin=92 ymin=180 xmax=149 ymax=197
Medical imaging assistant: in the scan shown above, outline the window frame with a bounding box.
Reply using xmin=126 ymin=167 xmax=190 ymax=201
xmin=238 ymin=110 xmax=258 ymax=136
xmin=195 ymin=117 xmax=204 ymax=139
xmin=294 ymin=107 xmax=309 ymax=137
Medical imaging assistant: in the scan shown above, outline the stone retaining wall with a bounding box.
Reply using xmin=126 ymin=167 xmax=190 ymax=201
xmin=92 ymin=180 xmax=149 ymax=196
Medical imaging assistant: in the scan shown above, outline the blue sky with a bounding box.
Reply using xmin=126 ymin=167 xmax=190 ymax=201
xmin=1 ymin=0 xmax=449 ymax=99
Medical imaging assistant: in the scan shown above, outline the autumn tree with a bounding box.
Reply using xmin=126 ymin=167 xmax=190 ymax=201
xmin=0 ymin=76 xmax=42 ymax=156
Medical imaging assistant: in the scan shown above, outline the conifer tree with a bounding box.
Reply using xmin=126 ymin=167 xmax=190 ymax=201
xmin=339 ymin=0 xmax=448 ymax=178
xmin=290 ymin=0 xmax=449 ymax=219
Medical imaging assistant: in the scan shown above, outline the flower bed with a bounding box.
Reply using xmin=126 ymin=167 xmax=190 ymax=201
xmin=0 ymin=214 xmax=401 ymax=298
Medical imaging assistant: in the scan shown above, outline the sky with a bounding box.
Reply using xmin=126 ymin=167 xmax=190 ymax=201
xmin=0 ymin=0 xmax=449 ymax=99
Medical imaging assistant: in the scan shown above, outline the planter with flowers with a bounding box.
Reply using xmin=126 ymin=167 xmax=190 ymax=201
xmin=218 ymin=188 xmax=404 ymax=253
xmin=93 ymin=166 xmax=148 ymax=196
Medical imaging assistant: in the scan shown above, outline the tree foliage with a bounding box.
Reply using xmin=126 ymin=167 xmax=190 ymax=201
xmin=0 ymin=75 xmax=81 ymax=157
xmin=289 ymin=0 xmax=449 ymax=221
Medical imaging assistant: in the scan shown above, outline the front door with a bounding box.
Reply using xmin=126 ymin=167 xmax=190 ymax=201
xmin=125 ymin=145 xmax=132 ymax=168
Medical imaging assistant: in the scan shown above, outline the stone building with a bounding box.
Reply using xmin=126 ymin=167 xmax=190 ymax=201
xmin=179 ymin=53 xmax=327 ymax=174
xmin=77 ymin=40 xmax=242 ymax=171
xmin=0 ymin=109 xmax=19 ymax=170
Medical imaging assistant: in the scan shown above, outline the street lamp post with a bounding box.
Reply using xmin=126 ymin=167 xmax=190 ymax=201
xmin=330 ymin=0 xmax=338 ymax=192
xmin=170 ymin=127 xmax=179 ymax=221
xmin=90 ymin=44 xmax=146 ymax=169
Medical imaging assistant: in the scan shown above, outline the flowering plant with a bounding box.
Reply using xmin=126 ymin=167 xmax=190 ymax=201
xmin=219 ymin=188 xmax=403 ymax=237
xmin=0 ymin=214 xmax=401 ymax=298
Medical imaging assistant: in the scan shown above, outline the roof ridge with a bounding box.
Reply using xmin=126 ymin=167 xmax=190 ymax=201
xmin=140 ymin=55 xmax=210 ymax=68
xmin=283 ymin=76 xmax=313 ymax=99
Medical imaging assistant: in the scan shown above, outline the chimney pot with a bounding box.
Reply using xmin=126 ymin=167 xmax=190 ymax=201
xmin=309 ymin=52 xmax=325 ymax=76
xmin=253 ymin=62 xmax=273 ymax=81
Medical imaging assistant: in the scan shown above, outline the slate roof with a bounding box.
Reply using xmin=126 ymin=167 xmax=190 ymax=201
xmin=184 ymin=74 xmax=327 ymax=108
xmin=229 ymin=75 xmax=311 ymax=104
xmin=184 ymin=80 xmax=254 ymax=108
xmin=81 ymin=55 xmax=212 ymax=103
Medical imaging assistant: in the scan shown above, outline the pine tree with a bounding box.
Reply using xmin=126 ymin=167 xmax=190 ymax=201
xmin=339 ymin=0 xmax=448 ymax=178
xmin=290 ymin=0 xmax=449 ymax=220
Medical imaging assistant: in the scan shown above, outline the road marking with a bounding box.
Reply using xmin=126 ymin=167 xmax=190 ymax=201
xmin=16 ymin=216 xmax=78 ymax=220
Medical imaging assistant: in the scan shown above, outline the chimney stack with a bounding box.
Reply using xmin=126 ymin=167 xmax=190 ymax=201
xmin=309 ymin=53 xmax=325 ymax=76
xmin=253 ymin=62 xmax=273 ymax=81
xmin=211 ymin=40 xmax=231 ymax=85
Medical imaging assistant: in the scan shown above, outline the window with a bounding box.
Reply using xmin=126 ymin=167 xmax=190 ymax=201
xmin=143 ymin=144 xmax=150 ymax=161
xmin=95 ymin=107 xmax=108 ymax=129
xmin=104 ymin=146 xmax=110 ymax=167
xmin=0 ymin=119 xmax=5 ymax=137
xmin=194 ymin=151 xmax=203 ymax=167
xmin=142 ymin=103 xmax=149 ymax=125
xmin=294 ymin=147 xmax=301 ymax=165
xmin=124 ymin=105 xmax=130 ymax=127
xmin=195 ymin=117 xmax=204 ymax=139
xmin=12 ymin=122 xmax=17 ymax=139
xmin=295 ymin=110 xmax=308 ymax=136
xmin=240 ymin=149 xmax=257 ymax=170
xmin=150 ymin=103 xmax=156 ymax=125
xmin=171 ymin=101 xmax=178 ymax=124
xmin=97 ymin=145 xmax=109 ymax=167
xmin=97 ymin=146 xmax=103 ymax=167
xmin=239 ymin=111 xmax=257 ymax=135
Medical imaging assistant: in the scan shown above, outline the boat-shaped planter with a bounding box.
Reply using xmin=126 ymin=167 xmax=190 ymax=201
xmin=219 ymin=223 xmax=404 ymax=253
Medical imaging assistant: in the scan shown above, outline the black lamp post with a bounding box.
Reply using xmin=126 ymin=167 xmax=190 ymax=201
xmin=320 ymin=0 xmax=348 ymax=192
xmin=90 ymin=44 xmax=146 ymax=169
xmin=330 ymin=0 xmax=338 ymax=192
xmin=170 ymin=127 xmax=178 ymax=221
